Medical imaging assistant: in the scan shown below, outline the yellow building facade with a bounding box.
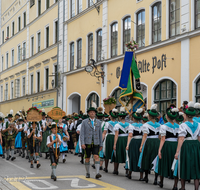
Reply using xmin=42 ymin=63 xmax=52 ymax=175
xmin=59 ymin=0 xmax=200 ymax=115
xmin=0 ymin=0 xmax=59 ymax=115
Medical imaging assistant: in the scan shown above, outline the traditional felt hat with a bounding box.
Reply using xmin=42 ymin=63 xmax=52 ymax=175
xmin=41 ymin=109 xmax=46 ymax=116
xmin=147 ymin=104 xmax=159 ymax=117
xmin=176 ymin=112 xmax=184 ymax=122
xmin=109 ymin=108 xmax=118 ymax=118
xmin=184 ymin=101 xmax=196 ymax=116
xmin=118 ymin=107 xmax=127 ymax=117
xmin=166 ymin=107 xmax=179 ymax=120
xmin=96 ymin=107 xmax=104 ymax=118
xmin=194 ymin=103 xmax=200 ymax=115
xmin=8 ymin=110 xmax=13 ymax=118
xmin=87 ymin=102 xmax=97 ymax=113
xmin=132 ymin=108 xmax=143 ymax=120
xmin=163 ymin=114 xmax=168 ymax=122
xmin=142 ymin=112 xmax=148 ymax=122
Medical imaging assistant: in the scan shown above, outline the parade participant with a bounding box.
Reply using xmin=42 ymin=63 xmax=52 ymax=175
xmin=174 ymin=101 xmax=200 ymax=190
xmin=138 ymin=104 xmax=160 ymax=184
xmin=57 ymin=119 xmax=69 ymax=163
xmin=103 ymin=108 xmax=118 ymax=173
xmin=27 ymin=122 xmax=42 ymax=168
xmin=157 ymin=108 xmax=179 ymax=189
xmin=112 ymin=107 xmax=130 ymax=175
xmin=80 ymin=102 xmax=103 ymax=179
xmin=0 ymin=113 xmax=5 ymax=158
xmin=126 ymin=108 xmax=143 ymax=180
xmin=47 ymin=122 xmax=62 ymax=181
xmin=2 ymin=110 xmax=17 ymax=161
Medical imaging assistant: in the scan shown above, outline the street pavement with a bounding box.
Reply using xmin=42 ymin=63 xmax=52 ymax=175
xmin=0 ymin=152 xmax=195 ymax=190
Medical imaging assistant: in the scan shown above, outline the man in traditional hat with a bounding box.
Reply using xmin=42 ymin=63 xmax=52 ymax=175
xmin=80 ymin=102 xmax=103 ymax=179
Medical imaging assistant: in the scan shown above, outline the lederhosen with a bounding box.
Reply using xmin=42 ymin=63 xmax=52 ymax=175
xmin=28 ymin=123 xmax=40 ymax=154
xmin=49 ymin=134 xmax=60 ymax=165
xmin=5 ymin=122 xmax=16 ymax=148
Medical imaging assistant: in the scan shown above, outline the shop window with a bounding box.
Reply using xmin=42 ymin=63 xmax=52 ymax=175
xmin=88 ymin=33 xmax=93 ymax=61
xmin=196 ymin=78 xmax=200 ymax=102
xmin=169 ymin=0 xmax=180 ymax=37
xmin=195 ymin=0 xmax=200 ymax=29
xmin=87 ymin=93 xmax=99 ymax=109
xmin=154 ymin=80 xmax=176 ymax=115
xmin=123 ymin=16 xmax=131 ymax=53
xmin=70 ymin=42 xmax=74 ymax=71
xmin=137 ymin=10 xmax=145 ymax=48
xmin=111 ymin=22 xmax=118 ymax=57
xmin=96 ymin=29 xmax=102 ymax=62
xmin=152 ymin=2 xmax=161 ymax=43
xmin=77 ymin=39 xmax=82 ymax=68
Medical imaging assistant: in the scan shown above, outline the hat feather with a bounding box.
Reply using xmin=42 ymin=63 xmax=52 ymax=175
xmin=188 ymin=101 xmax=194 ymax=108
xmin=120 ymin=107 xmax=126 ymax=113
xmin=171 ymin=108 xmax=179 ymax=112
xmin=150 ymin=104 xmax=157 ymax=110
xmin=136 ymin=108 xmax=143 ymax=114
xmin=42 ymin=108 xmax=45 ymax=112
xmin=179 ymin=112 xmax=184 ymax=116
xmin=112 ymin=108 xmax=118 ymax=113
xmin=10 ymin=109 xmax=13 ymax=115
xmin=97 ymin=107 xmax=103 ymax=113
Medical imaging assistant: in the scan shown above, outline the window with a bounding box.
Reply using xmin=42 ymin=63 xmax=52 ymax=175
xmin=88 ymin=0 xmax=93 ymax=7
xmin=2 ymin=31 xmax=4 ymax=44
xmin=18 ymin=45 xmax=21 ymax=63
xmin=152 ymin=2 xmax=161 ymax=43
xmin=96 ymin=30 xmax=102 ymax=62
xmin=55 ymin=21 xmax=58 ymax=43
xmin=22 ymin=77 xmax=26 ymax=96
xmin=88 ymin=34 xmax=93 ymax=61
xmin=112 ymin=88 xmax=122 ymax=110
xmin=11 ymin=82 xmax=14 ymax=99
xmin=195 ymin=0 xmax=200 ymax=29
xmin=7 ymin=26 xmax=9 ymax=38
xmin=37 ymin=72 xmax=40 ymax=92
xmin=137 ymin=10 xmax=145 ymax=47
xmin=37 ymin=32 xmax=41 ymax=52
xmin=12 ymin=22 xmax=14 ymax=36
xmin=15 ymin=79 xmax=20 ymax=98
xmin=1 ymin=56 xmax=3 ymax=71
xmin=70 ymin=42 xmax=74 ymax=71
xmin=169 ymin=0 xmax=180 ymax=37
xmin=111 ymin=22 xmax=118 ymax=57
xmin=46 ymin=68 xmax=49 ymax=90
xmin=18 ymin=16 xmax=21 ymax=32
xmin=71 ymin=0 xmax=75 ymax=18
xmin=154 ymin=80 xmax=176 ymax=115
xmin=11 ymin=49 xmax=14 ymax=66
xmin=31 ymin=37 xmax=34 ymax=56
xmin=77 ymin=39 xmax=82 ymax=68
xmin=5 ymin=84 xmax=8 ymax=101
xmin=1 ymin=86 xmax=3 ymax=101
xmin=46 ymin=0 xmax=50 ymax=9
xmin=30 ymin=75 xmax=34 ymax=94
xmin=23 ymin=42 xmax=26 ymax=60
xmin=54 ymin=65 xmax=58 ymax=87
xmin=23 ymin=12 xmax=26 ymax=28
xmin=6 ymin=52 xmax=8 ymax=69
xmin=46 ymin=26 xmax=49 ymax=48
xmin=38 ymin=0 xmax=41 ymax=16
xmin=87 ymin=93 xmax=99 ymax=109
xmin=123 ymin=17 xmax=131 ymax=53
xmin=77 ymin=0 xmax=82 ymax=14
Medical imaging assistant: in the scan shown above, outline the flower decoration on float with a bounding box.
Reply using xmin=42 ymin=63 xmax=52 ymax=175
xmin=103 ymin=96 xmax=117 ymax=105
xmin=26 ymin=107 xmax=42 ymax=114
xmin=125 ymin=40 xmax=139 ymax=51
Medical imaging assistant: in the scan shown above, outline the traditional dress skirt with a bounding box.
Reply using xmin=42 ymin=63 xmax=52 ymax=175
xmin=41 ymin=129 xmax=51 ymax=153
xmin=179 ymin=139 xmax=200 ymax=180
xmin=0 ymin=144 xmax=3 ymax=156
xmin=15 ymin=132 xmax=22 ymax=149
xmin=158 ymin=139 xmax=177 ymax=178
xmin=68 ymin=131 xmax=74 ymax=150
xmin=104 ymin=134 xmax=114 ymax=160
xmin=128 ymin=136 xmax=142 ymax=172
xmin=141 ymin=137 xmax=160 ymax=171
xmin=111 ymin=135 xmax=128 ymax=163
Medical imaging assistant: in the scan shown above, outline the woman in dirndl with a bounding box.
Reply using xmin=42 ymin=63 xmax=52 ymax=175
xmin=126 ymin=108 xmax=144 ymax=180
xmin=157 ymin=108 xmax=179 ymax=189
xmin=138 ymin=104 xmax=160 ymax=184
xmin=103 ymin=108 xmax=118 ymax=173
xmin=112 ymin=107 xmax=131 ymax=175
xmin=174 ymin=101 xmax=200 ymax=190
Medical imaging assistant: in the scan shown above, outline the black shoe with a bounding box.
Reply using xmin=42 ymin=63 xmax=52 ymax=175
xmin=158 ymin=181 xmax=163 ymax=188
xmin=2 ymin=154 xmax=5 ymax=159
xmin=11 ymin=157 xmax=16 ymax=161
xmin=86 ymin=173 xmax=90 ymax=178
xmin=140 ymin=177 xmax=149 ymax=183
xmin=100 ymin=166 xmax=103 ymax=170
xmin=103 ymin=168 xmax=108 ymax=173
xmin=26 ymin=156 xmax=29 ymax=159
xmin=112 ymin=171 xmax=119 ymax=175
xmin=34 ymin=159 xmax=37 ymax=164
xmin=92 ymin=164 xmax=95 ymax=169
xmin=30 ymin=164 xmax=34 ymax=168
xmin=22 ymin=153 xmax=25 ymax=158
xmin=63 ymin=159 xmax=66 ymax=163
xmin=6 ymin=157 xmax=10 ymax=160
xmin=153 ymin=180 xmax=158 ymax=185
xmin=37 ymin=163 xmax=41 ymax=168
xmin=95 ymin=173 xmax=102 ymax=179
xmin=172 ymin=187 xmax=178 ymax=190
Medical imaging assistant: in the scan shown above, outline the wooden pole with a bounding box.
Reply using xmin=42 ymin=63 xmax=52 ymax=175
xmin=33 ymin=122 xmax=35 ymax=147
xmin=56 ymin=122 xmax=57 ymax=159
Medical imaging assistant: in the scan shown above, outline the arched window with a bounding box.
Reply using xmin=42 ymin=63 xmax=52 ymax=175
xmin=195 ymin=0 xmax=200 ymax=29
xmin=111 ymin=22 xmax=118 ymax=57
xmin=123 ymin=16 xmax=131 ymax=53
xmin=87 ymin=93 xmax=99 ymax=109
xmin=196 ymin=78 xmax=200 ymax=102
xmin=152 ymin=2 xmax=161 ymax=43
xmin=137 ymin=10 xmax=145 ymax=47
xmin=154 ymin=80 xmax=176 ymax=115
xmin=96 ymin=29 xmax=102 ymax=62
xmin=70 ymin=42 xmax=74 ymax=71
xmin=88 ymin=33 xmax=93 ymax=61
